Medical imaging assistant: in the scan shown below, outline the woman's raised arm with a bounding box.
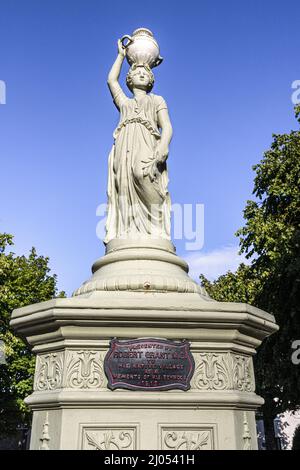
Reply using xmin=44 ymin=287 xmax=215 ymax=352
xmin=107 ymin=40 xmax=127 ymax=107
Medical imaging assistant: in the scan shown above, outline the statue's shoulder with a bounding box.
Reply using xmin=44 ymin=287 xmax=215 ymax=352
xmin=150 ymin=93 xmax=168 ymax=112
xmin=150 ymin=93 xmax=165 ymax=100
xmin=150 ymin=93 xmax=168 ymax=106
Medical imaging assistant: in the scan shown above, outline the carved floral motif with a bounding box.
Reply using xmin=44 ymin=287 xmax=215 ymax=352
xmin=83 ymin=429 xmax=135 ymax=450
xmin=65 ymin=351 xmax=105 ymax=389
xmin=163 ymin=429 xmax=212 ymax=450
xmin=35 ymin=353 xmax=64 ymax=391
xmin=191 ymin=353 xmax=229 ymax=390
xmin=191 ymin=352 xmax=254 ymax=392
xmin=232 ymin=355 xmax=253 ymax=391
xmin=34 ymin=350 xmax=106 ymax=391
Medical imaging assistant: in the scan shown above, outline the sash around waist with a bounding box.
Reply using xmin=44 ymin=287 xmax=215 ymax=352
xmin=113 ymin=117 xmax=161 ymax=140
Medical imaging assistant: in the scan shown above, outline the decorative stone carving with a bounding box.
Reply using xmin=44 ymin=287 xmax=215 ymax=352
xmin=104 ymin=33 xmax=172 ymax=245
xmin=39 ymin=412 xmax=50 ymax=450
xmin=191 ymin=352 xmax=254 ymax=392
xmin=162 ymin=428 xmax=213 ymax=450
xmin=65 ymin=350 xmax=105 ymax=389
xmin=82 ymin=427 xmax=136 ymax=450
xmin=192 ymin=353 xmax=229 ymax=390
xmin=73 ymin=239 xmax=209 ymax=298
xmin=9 ymin=25 xmax=279 ymax=451
xmin=35 ymin=353 xmax=64 ymax=391
xmin=243 ymin=412 xmax=252 ymax=450
xmin=35 ymin=350 xmax=107 ymax=391
xmin=34 ymin=350 xmax=254 ymax=394
xmin=74 ymin=273 xmax=205 ymax=296
xmin=232 ymin=354 xmax=253 ymax=392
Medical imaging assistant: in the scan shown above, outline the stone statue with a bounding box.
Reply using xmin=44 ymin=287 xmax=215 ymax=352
xmin=105 ymin=28 xmax=173 ymax=244
xmin=10 ymin=27 xmax=278 ymax=451
xmin=72 ymin=28 xmax=207 ymax=296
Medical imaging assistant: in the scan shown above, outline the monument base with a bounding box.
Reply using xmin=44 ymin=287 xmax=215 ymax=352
xmin=29 ymin=403 xmax=257 ymax=450
xmin=11 ymin=285 xmax=277 ymax=450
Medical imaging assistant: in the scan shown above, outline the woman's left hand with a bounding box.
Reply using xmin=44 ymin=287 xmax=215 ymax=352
xmin=155 ymin=144 xmax=169 ymax=164
xmin=141 ymin=145 xmax=169 ymax=183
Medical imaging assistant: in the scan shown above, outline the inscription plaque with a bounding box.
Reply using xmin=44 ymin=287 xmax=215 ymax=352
xmin=104 ymin=338 xmax=195 ymax=391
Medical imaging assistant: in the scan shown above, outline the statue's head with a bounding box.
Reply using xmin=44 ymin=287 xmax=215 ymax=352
xmin=126 ymin=64 xmax=154 ymax=93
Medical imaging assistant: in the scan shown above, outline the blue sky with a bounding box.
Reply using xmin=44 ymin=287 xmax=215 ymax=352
xmin=1 ymin=0 xmax=300 ymax=295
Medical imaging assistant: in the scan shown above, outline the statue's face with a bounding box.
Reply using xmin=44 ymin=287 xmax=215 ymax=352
xmin=130 ymin=67 xmax=151 ymax=90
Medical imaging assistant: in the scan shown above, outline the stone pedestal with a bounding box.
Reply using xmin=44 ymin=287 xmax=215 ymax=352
xmin=11 ymin=240 xmax=278 ymax=450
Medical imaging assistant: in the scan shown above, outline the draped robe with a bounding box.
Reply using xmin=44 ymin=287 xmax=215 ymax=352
xmin=104 ymin=84 xmax=171 ymax=244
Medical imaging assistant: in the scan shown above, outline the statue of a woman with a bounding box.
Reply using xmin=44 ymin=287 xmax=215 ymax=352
xmin=104 ymin=39 xmax=173 ymax=244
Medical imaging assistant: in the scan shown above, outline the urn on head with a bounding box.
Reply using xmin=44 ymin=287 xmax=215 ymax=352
xmin=121 ymin=28 xmax=163 ymax=69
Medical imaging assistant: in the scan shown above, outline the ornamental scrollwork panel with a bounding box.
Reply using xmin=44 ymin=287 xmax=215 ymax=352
xmin=191 ymin=353 xmax=230 ymax=390
xmin=65 ymin=350 xmax=106 ymax=389
xmin=232 ymin=355 xmax=254 ymax=392
xmin=82 ymin=428 xmax=136 ymax=450
xmin=162 ymin=428 xmax=213 ymax=450
xmin=35 ymin=352 xmax=64 ymax=391
xmin=34 ymin=350 xmax=107 ymax=391
xmin=191 ymin=352 xmax=255 ymax=392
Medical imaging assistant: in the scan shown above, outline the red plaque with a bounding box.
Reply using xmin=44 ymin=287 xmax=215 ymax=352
xmin=104 ymin=338 xmax=195 ymax=391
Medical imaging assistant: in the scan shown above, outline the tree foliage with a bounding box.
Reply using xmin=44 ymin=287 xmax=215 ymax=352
xmin=199 ymin=263 xmax=260 ymax=304
xmin=201 ymin=106 xmax=300 ymax=448
xmin=0 ymin=233 xmax=64 ymax=437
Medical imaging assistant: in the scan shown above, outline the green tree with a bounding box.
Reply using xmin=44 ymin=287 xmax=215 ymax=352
xmin=0 ymin=233 xmax=64 ymax=440
xmin=199 ymin=263 xmax=260 ymax=304
xmin=201 ymin=105 xmax=300 ymax=449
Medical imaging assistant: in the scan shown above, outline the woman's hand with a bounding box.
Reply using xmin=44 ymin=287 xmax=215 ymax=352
xmin=117 ymin=39 xmax=126 ymax=58
xmin=141 ymin=145 xmax=169 ymax=183
xmin=155 ymin=144 xmax=169 ymax=164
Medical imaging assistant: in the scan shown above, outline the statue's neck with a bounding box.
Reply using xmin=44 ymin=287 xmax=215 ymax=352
xmin=133 ymin=89 xmax=147 ymax=98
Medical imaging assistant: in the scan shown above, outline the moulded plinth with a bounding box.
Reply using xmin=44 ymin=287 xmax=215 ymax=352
xmin=11 ymin=285 xmax=278 ymax=450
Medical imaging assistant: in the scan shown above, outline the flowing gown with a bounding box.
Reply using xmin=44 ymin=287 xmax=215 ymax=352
xmin=104 ymin=83 xmax=171 ymax=244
